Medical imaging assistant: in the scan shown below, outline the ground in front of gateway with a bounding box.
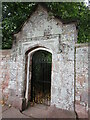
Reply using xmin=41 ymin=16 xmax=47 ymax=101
xmin=1 ymin=103 xmax=88 ymax=119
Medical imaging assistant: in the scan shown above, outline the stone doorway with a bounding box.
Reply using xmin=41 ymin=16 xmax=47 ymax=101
xmin=30 ymin=50 xmax=52 ymax=106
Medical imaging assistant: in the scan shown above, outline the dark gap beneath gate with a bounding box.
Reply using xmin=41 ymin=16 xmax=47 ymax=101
xmin=30 ymin=50 xmax=52 ymax=106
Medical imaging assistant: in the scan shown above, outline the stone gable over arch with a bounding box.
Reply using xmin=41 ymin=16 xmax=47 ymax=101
xmin=13 ymin=3 xmax=77 ymax=45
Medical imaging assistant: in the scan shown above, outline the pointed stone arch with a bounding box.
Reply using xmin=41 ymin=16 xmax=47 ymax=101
xmin=24 ymin=46 xmax=53 ymax=107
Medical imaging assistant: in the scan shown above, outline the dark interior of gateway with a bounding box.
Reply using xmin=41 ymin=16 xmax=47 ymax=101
xmin=30 ymin=50 xmax=52 ymax=106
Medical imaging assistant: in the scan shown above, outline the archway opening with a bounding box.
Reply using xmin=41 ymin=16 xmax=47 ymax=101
xmin=30 ymin=50 xmax=52 ymax=106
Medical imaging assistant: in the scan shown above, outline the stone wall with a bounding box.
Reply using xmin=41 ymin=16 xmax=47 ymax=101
xmin=0 ymin=50 xmax=11 ymax=104
xmin=0 ymin=44 xmax=89 ymax=111
xmin=0 ymin=4 xmax=89 ymax=112
xmin=75 ymin=44 xmax=88 ymax=108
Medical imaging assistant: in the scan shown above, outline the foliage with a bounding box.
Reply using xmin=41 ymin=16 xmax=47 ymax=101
xmin=2 ymin=2 xmax=90 ymax=49
xmin=2 ymin=2 xmax=36 ymax=49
